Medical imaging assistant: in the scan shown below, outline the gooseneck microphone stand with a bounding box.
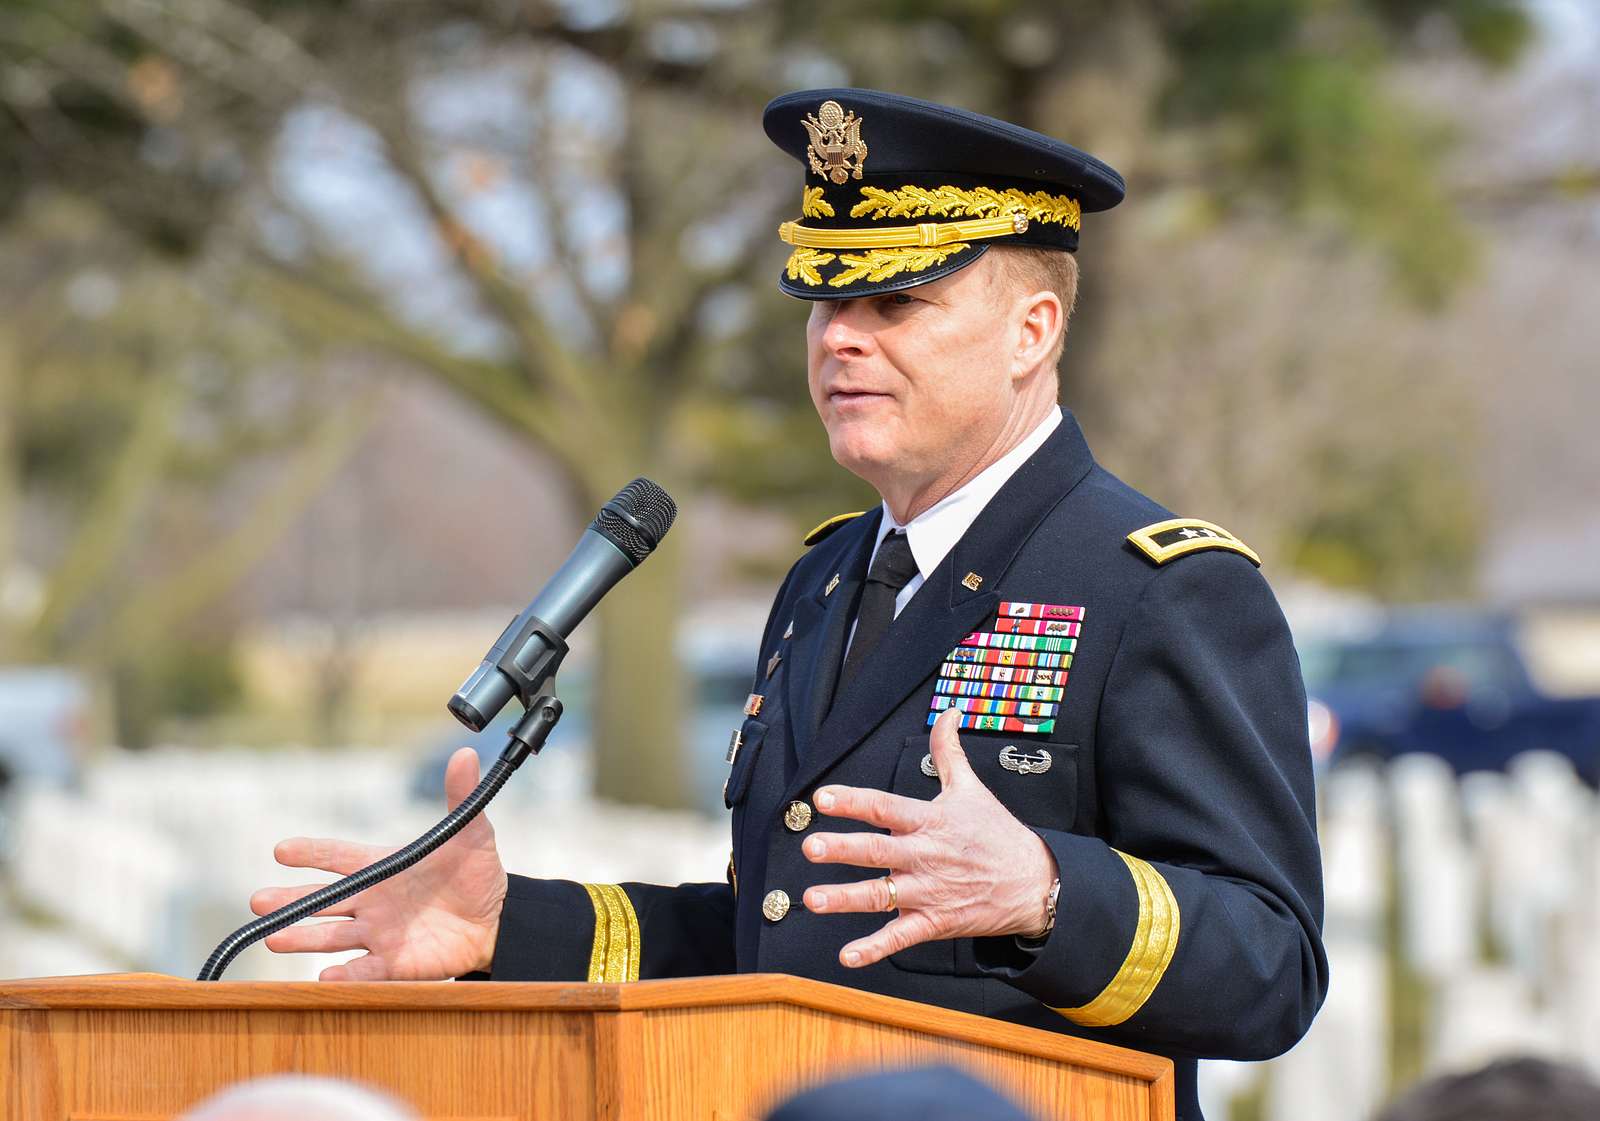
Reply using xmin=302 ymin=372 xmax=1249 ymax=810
xmin=196 ymin=627 xmax=571 ymax=981
xmin=197 ymin=476 xmax=679 ymax=981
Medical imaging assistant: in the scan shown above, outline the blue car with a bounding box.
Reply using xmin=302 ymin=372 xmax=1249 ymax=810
xmin=1300 ymin=610 xmax=1600 ymax=784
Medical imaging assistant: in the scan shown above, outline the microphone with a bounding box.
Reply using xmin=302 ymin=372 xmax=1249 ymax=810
xmin=448 ymin=477 xmax=677 ymax=733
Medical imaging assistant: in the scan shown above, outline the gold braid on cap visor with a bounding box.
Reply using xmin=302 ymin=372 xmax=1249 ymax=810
xmin=779 ymin=211 xmax=1031 ymax=249
xmin=778 ymin=184 xmax=1082 ymax=286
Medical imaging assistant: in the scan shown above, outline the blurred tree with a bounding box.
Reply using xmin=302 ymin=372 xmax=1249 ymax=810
xmin=0 ymin=197 xmax=378 ymax=743
xmin=0 ymin=0 xmax=1538 ymax=799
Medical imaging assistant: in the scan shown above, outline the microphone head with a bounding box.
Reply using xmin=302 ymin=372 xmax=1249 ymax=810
xmin=592 ymin=477 xmax=677 ymax=565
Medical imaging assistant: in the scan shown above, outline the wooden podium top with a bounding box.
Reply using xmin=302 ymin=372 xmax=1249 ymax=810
xmin=4 ymin=972 xmax=1175 ymax=1119
xmin=1 ymin=971 xmax=1171 ymax=1082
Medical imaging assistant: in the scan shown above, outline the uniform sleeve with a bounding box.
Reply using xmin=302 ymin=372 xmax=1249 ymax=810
xmin=974 ymin=552 xmax=1329 ymax=1060
xmin=486 ymin=876 xmax=736 ymax=981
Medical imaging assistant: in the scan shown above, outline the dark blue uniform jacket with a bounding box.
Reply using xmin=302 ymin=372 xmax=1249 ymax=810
xmin=486 ymin=412 xmax=1329 ymax=1121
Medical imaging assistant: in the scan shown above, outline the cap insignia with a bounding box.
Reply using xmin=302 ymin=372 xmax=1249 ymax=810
xmin=804 ymin=100 xmax=868 ymax=184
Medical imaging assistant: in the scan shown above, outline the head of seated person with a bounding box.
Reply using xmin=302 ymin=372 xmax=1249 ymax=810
xmin=179 ymin=1075 xmax=418 ymax=1121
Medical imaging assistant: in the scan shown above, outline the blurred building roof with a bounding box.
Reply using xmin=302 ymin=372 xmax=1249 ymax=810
xmin=1484 ymin=514 xmax=1600 ymax=607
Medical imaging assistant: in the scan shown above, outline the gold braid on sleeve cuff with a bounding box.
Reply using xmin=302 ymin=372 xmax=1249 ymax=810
xmin=1053 ymin=851 xmax=1180 ymax=1028
xmin=581 ymin=883 xmax=641 ymax=983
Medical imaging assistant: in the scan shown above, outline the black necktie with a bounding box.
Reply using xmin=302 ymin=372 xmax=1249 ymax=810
xmin=837 ymin=530 xmax=920 ymax=688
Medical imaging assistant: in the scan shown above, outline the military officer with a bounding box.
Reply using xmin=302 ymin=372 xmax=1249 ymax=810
xmin=252 ymin=89 xmax=1328 ymax=1121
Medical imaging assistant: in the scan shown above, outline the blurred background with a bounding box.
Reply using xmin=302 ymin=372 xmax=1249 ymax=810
xmin=1 ymin=1 xmax=1597 ymax=1118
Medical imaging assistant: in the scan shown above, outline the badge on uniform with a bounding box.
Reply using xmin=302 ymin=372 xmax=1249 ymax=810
xmin=922 ymin=744 xmax=1053 ymax=778
xmin=999 ymin=745 xmax=1053 ymax=775
xmin=765 ymin=619 xmax=795 ymax=680
xmin=926 ymin=600 xmax=1084 ymax=734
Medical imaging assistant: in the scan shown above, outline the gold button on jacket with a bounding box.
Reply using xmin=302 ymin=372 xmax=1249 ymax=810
xmin=761 ymin=889 xmax=791 ymax=922
xmin=783 ymin=800 xmax=814 ymax=832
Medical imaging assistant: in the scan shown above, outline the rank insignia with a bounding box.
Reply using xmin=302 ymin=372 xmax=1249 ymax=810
xmin=1127 ymin=518 xmax=1261 ymax=567
xmin=803 ymin=100 xmax=868 ymax=184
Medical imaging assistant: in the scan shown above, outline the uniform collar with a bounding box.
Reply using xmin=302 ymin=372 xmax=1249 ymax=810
xmin=874 ymin=405 xmax=1063 ymax=581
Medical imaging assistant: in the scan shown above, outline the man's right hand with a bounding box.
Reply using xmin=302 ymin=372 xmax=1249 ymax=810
xmin=249 ymin=747 xmax=508 ymax=981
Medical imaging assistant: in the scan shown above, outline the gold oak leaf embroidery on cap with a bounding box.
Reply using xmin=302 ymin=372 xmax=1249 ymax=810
xmin=851 ymin=185 xmax=1081 ymax=230
xmin=828 ymin=244 xmax=968 ymax=287
xmin=801 ymin=185 xmax=835 ymax=218
xmin=786 ymin=246 xmax=836 ymax=286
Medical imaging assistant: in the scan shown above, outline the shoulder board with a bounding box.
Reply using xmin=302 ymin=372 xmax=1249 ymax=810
xmin=1127 ymin=518 xmax=1261 ymax=567
xmin=804 ymin=510 xmax=868 ymax=547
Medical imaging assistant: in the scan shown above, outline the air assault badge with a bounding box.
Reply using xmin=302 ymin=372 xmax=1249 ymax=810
xmin=804 ymin=100 xmax=868 ymax=184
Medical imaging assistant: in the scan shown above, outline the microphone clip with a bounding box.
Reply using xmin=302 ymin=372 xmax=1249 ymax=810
xmin=490 ymin=613 xmax=571 ymax=712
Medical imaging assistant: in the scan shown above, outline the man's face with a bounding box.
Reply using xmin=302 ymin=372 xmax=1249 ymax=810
xmin=806 ymin=255 xmax=1017 ymax=488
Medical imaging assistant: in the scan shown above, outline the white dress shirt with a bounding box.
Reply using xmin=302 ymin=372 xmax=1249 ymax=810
xmin=844 ymin=406 xmax=1062 ymax=657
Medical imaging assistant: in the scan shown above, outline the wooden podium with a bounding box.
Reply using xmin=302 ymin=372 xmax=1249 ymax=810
xmin=1 ymin=972 xmax=1173 ymax=1120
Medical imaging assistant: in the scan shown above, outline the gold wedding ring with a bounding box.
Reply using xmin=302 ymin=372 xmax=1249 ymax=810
xmin=883 ymin=875 xmax=898 ymax=912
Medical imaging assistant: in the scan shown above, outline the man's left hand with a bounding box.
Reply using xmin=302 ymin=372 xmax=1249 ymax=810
xmin=802 ymin=706 xmax=1059 ymax=968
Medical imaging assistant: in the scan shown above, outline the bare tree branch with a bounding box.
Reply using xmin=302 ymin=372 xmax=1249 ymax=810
xmin=373 ymin=122 xmax=611 ymax=427
xmin=83 ymin=384 xmax=383 ymax=659
xmin=27 ymin=361 xmax=185 ymax=652
xmin=239 ymin=252 xmax=628 ymax=483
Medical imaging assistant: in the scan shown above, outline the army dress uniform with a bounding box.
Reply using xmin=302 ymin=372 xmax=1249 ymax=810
xmin=479 ymin=90 xmax=1328 ymax=1121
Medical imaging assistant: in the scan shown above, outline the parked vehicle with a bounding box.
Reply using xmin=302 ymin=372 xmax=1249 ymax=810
xmin=1300 ymin=610 xmax=1600 ymax=784
xmin=0 ymin=666 xmax=91 ymax=796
